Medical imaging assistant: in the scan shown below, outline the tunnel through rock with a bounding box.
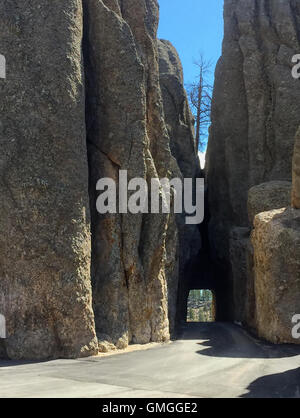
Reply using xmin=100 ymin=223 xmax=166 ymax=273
xmin=186 ymin=290 xmax=215 ymax=323
xmin=45 ymin=0 xmax=300 ymax=351
xmin=2 ymin=0 xmax=300 ymax=361
xmin=82 ymin=0 xmax=204 ymax=351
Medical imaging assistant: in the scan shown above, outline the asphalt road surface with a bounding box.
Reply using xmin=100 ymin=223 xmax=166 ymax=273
xmin=1 ymin=322 xmax=300 ymax=398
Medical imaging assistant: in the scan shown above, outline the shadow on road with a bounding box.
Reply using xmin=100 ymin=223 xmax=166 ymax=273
xmin=179 ymin=322 xmax=300 ymax=359
xmin=0 ymin=358 xmax=51 ymax=368
xmin=240 ymin=367 xmax=300 ymax=398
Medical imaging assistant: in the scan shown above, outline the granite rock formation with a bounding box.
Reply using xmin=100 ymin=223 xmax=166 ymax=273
xmin=157 ymin=39 xmax=198 ymax=179
xmin=250 ymin=126 xmax=300 ymax=344
xmin=0 ymin=0 xmax=98 ymax=359
xmin=157 ymin=39 xmax=201 ymax=329
xmin=0 ymin=0 xmax=200 ymax=359
xmin=252 ymin=207 xmax=300 ymax=344
xmin=229 ymin=227 xmax=253 ymax=324
xmin=84 ymin=0 xmax=178 ymax=349
xmin=206 ymin=0 xmax=300 ymax=326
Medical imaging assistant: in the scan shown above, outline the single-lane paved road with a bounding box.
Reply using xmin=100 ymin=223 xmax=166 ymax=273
xmin=1 ymin=322 xmax=300 ymax=398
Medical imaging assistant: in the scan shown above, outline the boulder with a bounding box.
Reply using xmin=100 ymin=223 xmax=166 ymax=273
xmin=248 ymin=181 xmax=292 ymax=225
xmin=252 ymin=208 xmax=300 ymax=344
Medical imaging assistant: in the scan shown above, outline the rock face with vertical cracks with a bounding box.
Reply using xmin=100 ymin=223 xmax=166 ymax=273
xmin=84 ymin=0 xmax=199 ymax=349
xmin=157 ymin=40 xmax=198 ymax=180
xmin=250 ymin=127 xmax=300 ymax=344
xmin=0 ymin=0 xmax=98 ymax=359
xmin=206 ymin=0 xmax=300 ymax=325
xmin=251 ymin=207 xmax=300 ymax=344
xmin=157 ymin=39 xmax=202 ymax=327
xmin=0 ymin=0 xmax=200 ymax=359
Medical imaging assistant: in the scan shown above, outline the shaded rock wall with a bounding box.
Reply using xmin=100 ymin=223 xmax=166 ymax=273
xmin=229 ymin=227 xmax=252 ymax=324
xmin=206 ymin=0 xmax=300 ymax=324
xmin=157 ymin=39 xmax=201 ymax=328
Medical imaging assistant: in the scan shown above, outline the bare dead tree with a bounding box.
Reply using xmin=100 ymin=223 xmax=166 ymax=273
xmin=186 ymin=54 xmax=213 ymax=152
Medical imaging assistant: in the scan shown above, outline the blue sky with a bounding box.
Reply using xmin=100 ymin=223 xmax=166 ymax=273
xmin=158 ymin=0 xmax=224 ymax=88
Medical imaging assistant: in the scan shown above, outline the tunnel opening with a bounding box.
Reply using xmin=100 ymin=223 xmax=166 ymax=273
xmin=186 ymin=290 xmax=215 ymax=323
